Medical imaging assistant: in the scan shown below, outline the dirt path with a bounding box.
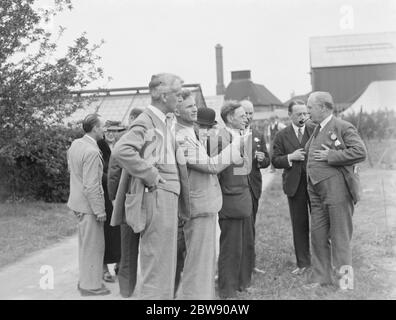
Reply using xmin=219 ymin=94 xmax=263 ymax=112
xmin=0 ymin=170 xmax=276 ymax=300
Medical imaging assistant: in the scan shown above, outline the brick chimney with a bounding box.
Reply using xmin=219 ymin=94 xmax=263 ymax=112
xmin=215 ymin=44 xmax=225 ymax=95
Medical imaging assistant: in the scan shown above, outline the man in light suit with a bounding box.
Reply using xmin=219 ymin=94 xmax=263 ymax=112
xmin=240 ymin=100 xmax=270 ymax=274
xmin=111 ymin=73 xmax=190 ymax=299
xmin=217 ymin=101 xmax=254 ymax=299
xmin=305 ymin=91 xmax=366 ymax=289
xmin=67 ymin=113 xmax=110 ymax=296
xmin=174 ymin=90 xmax=244 ymax=299
xmin=272 ymin=100 xmax=315 ymax=275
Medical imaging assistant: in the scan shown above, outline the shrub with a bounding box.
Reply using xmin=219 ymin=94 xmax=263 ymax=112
xmin=1 ymin=126 xmax=84 ymax=202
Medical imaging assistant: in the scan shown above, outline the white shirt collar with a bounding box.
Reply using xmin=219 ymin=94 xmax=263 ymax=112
xmin=84 ymin=134 xmax=97 ymax=145
xmin=291 ymin=123 xmax=305 ymax=136
xmin=177 ymin=123 xmax=196 ymax=138
xmin=225 ymin=126 xmax=241 ymax=137
xmin=147 ymin=105 xmax=166 ymax=124
xmin=320 ymin=114 xmax=333 ymax=131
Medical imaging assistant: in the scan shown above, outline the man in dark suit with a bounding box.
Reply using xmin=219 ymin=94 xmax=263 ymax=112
xmin=240 ymin=100 xmax=270 ymax=274
xmin=107 ymin=108 xmax=143 ymax=298
xmin=272 ymin=100 xmax=315 ymax=275
xmin=217 ymin=100 xmax=254 ymax=299
xmin=305 ymin=91 xmax=366 ymax=290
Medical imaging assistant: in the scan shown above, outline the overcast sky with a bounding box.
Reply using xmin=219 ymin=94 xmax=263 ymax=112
xmin=37 ymin=0 xmax=396 ymax=101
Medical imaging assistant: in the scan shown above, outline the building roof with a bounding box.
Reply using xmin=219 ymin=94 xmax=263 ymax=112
xmin=310 ymin=31 xmax=396 ymax=68
xmin=65 ymin=84 xmax=206 ymax=126
xmin=342 ymin=80 xmax=396 ymax=115
xmin=283 ymin=92 xmax=312 ymax=106
xmin=224 ymin=79 xmax=283 ymax=107
xmin=253 ymin=108 xmax=289 ymax=120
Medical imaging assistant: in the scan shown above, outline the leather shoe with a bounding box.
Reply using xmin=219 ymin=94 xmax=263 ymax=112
xmin=78 ymin=284 xmax=111 ymax=296
xmin=103 ymin=271 xmax=116 ymax=283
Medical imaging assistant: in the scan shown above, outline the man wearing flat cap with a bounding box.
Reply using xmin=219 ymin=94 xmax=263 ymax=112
xmin=305 ymin=91 xmax=366 ymax=290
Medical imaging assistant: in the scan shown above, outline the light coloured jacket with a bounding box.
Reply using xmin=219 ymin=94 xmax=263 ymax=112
xmin=175 ymin=123 xmax=242 ymax=218
xmin=67 ymin=135 xmax=105 ymax=216
xmin=110 ymin=108 xmax=191 ymax=230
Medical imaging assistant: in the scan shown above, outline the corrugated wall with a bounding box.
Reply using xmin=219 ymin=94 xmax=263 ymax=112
xmin=311 ymin=63 xmax=396 ymax=104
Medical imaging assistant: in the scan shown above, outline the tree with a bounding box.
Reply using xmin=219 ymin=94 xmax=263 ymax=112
xmin=0 ymin=0 xmax=104 ymax=201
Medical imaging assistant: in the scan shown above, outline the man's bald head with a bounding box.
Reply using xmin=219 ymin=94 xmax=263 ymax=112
xmin=240 ymin=100 xmax=254 ymax=127
xmin=307 ymin=91 xmax=334 ymax=124
xmin=307 ymin=91 xmax=334 ymax=110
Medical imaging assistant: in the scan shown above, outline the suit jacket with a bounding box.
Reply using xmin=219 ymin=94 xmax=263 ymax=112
xmin=175 ymin=123 xmax=242 ymax=218
xmin=248 ymin=128 xmax=270 ymax=200
xmin=272 ymin=122 xmax=315 ymax=197
xmin=67 ymin=135 xmax=105 ymax=216
xmin=305 ymin=116 xmax=367 ymax=204
xmin=110 ymin=107 xmax=191 ymax=230
xmin=217 ymin=127 xmax=252 ymax=219
xmin=107 ymin=154 xmax=122 ymax=201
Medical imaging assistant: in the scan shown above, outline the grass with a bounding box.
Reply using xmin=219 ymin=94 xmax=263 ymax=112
xmin=0 ymin=165 xmax=395 ymax=300
xmin=234 ymin=168 xmax=396 ymax=300
xmin=362 ymin=138 xmax=396 ymax=169
xmin=0 ymin=201 xmax=76 ymax=268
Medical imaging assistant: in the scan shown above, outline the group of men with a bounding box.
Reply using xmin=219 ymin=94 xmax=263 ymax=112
xmin=67 ymin=72 xmax=367 ymax=299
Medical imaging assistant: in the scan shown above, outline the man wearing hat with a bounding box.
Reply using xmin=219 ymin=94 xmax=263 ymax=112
xmin=99 ymin=121 xmax=126 ymax=282
xmin=195 ymin=107 xmax=220 ymax=156
xmin=104 ymin=120 xmax=127 ymax=149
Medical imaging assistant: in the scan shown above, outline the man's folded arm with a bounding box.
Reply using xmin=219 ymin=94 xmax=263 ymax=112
xmin=112 ymin=125 xmax=159 ymax=187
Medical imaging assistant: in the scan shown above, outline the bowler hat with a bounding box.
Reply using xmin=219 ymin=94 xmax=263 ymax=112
xmin=196 ymin=107 xmax=217 ymax=126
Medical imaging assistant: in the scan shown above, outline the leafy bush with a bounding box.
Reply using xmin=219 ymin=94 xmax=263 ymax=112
xmin=342 ymin=109 xmax=396 ymax=141
xmin=0 ymin=1 xmax=103 ymax=202
xmin=1 ymin=126 xmax=84 ymax=202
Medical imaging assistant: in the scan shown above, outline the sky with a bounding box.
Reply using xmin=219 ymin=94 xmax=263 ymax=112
xmin=36 ymin=0 xmax=396 ymax=102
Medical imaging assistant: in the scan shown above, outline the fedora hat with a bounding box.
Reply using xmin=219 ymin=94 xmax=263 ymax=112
xmin=196 ymin=107 xmax=217 ymax=126
xmin=105 ymin=120 xmax=126 ymax=132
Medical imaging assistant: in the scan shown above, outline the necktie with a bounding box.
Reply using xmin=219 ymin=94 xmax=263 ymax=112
xmin=297 ymin=127 xmax=303 ymax=144
xmin=313 ymin=124 xmax=321 ymax=138
xmin=165 ymin=114 xmax=173 ymax=131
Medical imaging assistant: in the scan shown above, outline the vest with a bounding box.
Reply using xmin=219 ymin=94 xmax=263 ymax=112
xmin=156 ymin=128 xmax=180 ymax=195
xmin=307 ymin=128 xmax=339 ymax=185
xmin=270 ymin=123 xmax=279 ymax=139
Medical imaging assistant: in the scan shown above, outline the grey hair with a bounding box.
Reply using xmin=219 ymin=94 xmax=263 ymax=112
xmin=149 ymin=73 xmax=183 ymax=101
xmin=221 ymin=100 xmax=242 ymax=124
xmin=309 ymin=91 xmax=334 ymax=110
